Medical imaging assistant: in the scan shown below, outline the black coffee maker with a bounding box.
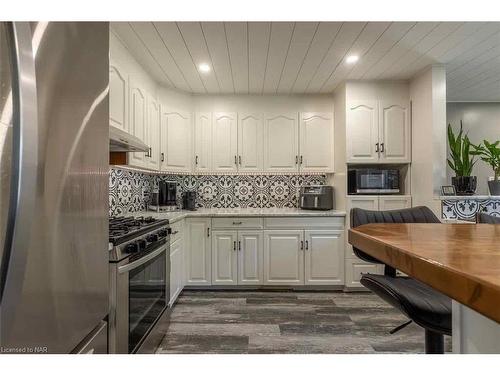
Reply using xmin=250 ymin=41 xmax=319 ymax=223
xmin=150 ymin=181 xmax=177 ymax=211
xmin=182 ymin=191 xmax=197 ymax=211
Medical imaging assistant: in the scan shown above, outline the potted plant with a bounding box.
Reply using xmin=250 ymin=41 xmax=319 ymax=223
xmin=447 ymin=122 xmax=477 ymax=195
xmin=471 ymin=139 xmax=500 ymax=196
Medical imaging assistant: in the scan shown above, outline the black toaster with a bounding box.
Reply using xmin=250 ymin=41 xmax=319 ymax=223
xmin=299 ymin=185 xmax=334 ymax=210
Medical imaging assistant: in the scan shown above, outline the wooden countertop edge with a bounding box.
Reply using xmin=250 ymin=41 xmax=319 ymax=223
xmin=348 ymin=228 xmax=500 ymax=324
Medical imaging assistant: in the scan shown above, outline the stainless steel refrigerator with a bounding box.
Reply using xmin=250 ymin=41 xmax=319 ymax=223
xmin=0 ymin=22 xmax=109 ymax=354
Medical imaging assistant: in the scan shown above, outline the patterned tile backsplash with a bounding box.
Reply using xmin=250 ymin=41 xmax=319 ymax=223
xmin=109 ymin=168 xmax=327 ymax=216
xmin=441 ymin=198 xmax=500 ymax=221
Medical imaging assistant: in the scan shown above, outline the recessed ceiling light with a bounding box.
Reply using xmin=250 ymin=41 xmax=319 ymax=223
xmin=346 ymin=55 xmax=359 ymax=64
xmin=198 ymin=63 xmax=211 ymax=73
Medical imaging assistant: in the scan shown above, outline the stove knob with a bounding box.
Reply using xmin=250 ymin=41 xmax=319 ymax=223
xmin=137 ymin=239 xmax=147 ymax=250
xmin=146 ymin=234 xmax=159 ymax=242
xmin=124 ymin=242 xmax=139 ymax=253
xmin=157 ymin=229 xmax=168 ymax=238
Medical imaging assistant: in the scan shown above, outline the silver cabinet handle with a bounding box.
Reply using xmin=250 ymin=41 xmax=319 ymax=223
xmin=305 ymin=240 xmax=309 ymax=250
xmin=295 ymin=155 xmax=298 ymax=164
xmin=207 ymin=227 xmax=210 ymax=237
xmin=234 ymin=155 xmax=237 ymax=165
xmin=171 ymin=230 xmax=179 ymax=235
xmin=232 ymin=221 xmax=242 ymax=225
xmin=375 ymin=143 xmax=379 ymax=153
xmin=238 ymin=241 xmax=241 ymax=251
xmin=300 ymin=155 xmax=303 ymax=164
xmin=195 ymin=155 xmax=199 ymax=165
xmin=300 ymin=240 xmax=304 ymax=250
xmin=380 ymin=143 xmax=385 ymax=153
xmin=161 ymin=152 xmax=165 ymax=162
xmin=238 ymin=155 xmax=241 ymax=165
xmin=233 ymin=241 xmax=236 ymax=251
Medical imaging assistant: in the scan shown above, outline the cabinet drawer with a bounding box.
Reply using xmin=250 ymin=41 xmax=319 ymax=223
xmin=264 ymin=217 xmax=344 ymax=229
xmin=212 ymin=217 xmax=263 ymax=229
xmin=170 ymin=220 xmax=184 ymax=243
xmin=344 ymin=259 xmax=383 ymax=289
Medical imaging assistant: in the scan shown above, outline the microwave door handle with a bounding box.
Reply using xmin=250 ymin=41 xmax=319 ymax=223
xmin=0 ymin=22 xmax=38 ymax=303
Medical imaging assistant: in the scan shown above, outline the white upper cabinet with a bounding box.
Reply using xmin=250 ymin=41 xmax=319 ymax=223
xmin=264 ymin=113 xmax=299 ymax=172
xmin=379 ymin=101 xmax=410 ymax=163
xmin=346 ymin=99 xmax=410 ymax=164
xmin=128 ymin=78 xmax=147 ymax=167
xmin=194 ymin=112 xmax=212 ymax=172
xmin=299 ymin=112 xmax=334 ymax=172
xmin=346 ymin=100 xmax=379 ymax=163
xmin=160 ymin=107 xmax=191 ymax=172
xmin=145 ymin=95 xmax=160 ymax=170
xmin=238 ymin=113 xmax=264 ymax=172
xmin=109 ymin=61 xmax=128 ymax=132
xmin=212 ymin=112 xmax=238 ymax=172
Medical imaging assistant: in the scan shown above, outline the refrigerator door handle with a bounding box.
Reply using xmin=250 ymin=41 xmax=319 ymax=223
xmin=0 ymin=22 xmax=38 ymax=302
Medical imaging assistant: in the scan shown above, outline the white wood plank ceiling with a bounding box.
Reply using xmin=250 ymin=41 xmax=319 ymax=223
xmin=111 ymin=22 xmax=500 ymax=101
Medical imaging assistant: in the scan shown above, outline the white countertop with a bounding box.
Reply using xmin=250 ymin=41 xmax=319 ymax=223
xmin=138 ymin=207 xmax=346 ymax=223
xmin=439 ymin=195 xmax=500 ymax=200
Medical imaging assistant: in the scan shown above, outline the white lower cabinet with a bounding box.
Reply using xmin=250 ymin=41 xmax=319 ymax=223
xmin=169 ymin=239 xmax=184 ymax=305
xmin=211 ymin=230 xmax=238 ymax=285
xmin=211 ymin=230 xmax=264 ymax=286
xmin=238 ymin=231 xmax=264 ymax=285
xmin=304 ymin=230 xmax=344 ymax=286
xmin=185 ymin=218 xmax=212 ymax=285
xmin=263 ymin=230 xmax=304 ymax=285
xmin=345 ymin=259 xmax=384 ymax=289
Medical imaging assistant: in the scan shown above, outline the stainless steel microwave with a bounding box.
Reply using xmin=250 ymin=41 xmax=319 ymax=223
xmin=348 ymin=169 xmax=400 ymax=194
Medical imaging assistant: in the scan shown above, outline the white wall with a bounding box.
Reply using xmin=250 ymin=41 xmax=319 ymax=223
xmin=345 ymin=80 xmax=409 ymax=102
xmin=447 ymin=102 xmax=500 ymax=195
xmin=410 ymin=65 xmax=447 ymax=215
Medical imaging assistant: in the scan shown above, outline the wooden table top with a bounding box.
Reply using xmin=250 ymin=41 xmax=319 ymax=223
xmin=348 ymin=223 xmax=500 ymax=323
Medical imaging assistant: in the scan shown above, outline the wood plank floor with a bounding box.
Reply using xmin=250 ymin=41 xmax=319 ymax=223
xmin=156 ymin=290 xmax=452 ymax=354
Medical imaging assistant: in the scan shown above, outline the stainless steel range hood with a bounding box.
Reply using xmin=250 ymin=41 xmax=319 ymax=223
xmin=110 ymin=126 xmax=149 ymax=152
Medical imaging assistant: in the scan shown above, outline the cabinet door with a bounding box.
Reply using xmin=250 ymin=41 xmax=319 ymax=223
xmin=346 ymin=196 xmax=379 ymax=259
xmin=109 ymin=61 xmax=128 ymax=132
xmin=379 ymin=195 xmax=412 ymax=211
xmin=212 ymin=112 xmax=238 ymax=172
xmin=263 ymin=230 xmax=304 ymax=285
xmin=304 ymin=230 xmax=344 ymax=285
xmin=160 ymin=108 xmax=191 ymax=172
xmin=238 ymin=113 xmax=263 ymax=172
xmin=169 ymin=239 xmax=183 ymax=305
xmin=346 ymin=100 xmax=379 ymax=163
xmin=238 ymin=231 xmax=264 ymax=285
xmin=299 ymin=112 xmax=334 ymax=172
xmin=211 ymin=230 xmax=238 ymax=285
xmin=345 ymin=259 xmax=384 ymax=289
xmin=194 ymin=112 xmax=212 ymax=172
xmin=185 ymin=219 xmax=211 ymax=285
xmin=379 ymin=101 xmax=410 ymax=163
xmin=264 ymin=113 xmax=299 ymax=172
xmin=128 ymin=79 xmax=147 ymax=167
xmin=145 ymin=96 xmax=160 ymax=170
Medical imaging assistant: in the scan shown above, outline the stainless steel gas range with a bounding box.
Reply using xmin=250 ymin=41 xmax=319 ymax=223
xmin=108 ymin=216 xmax=171 ymax=354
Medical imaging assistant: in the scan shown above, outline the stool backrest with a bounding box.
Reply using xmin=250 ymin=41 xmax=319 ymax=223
xmin=350 ymin=206 xmax=440 ymax=268
xmin=477 ymin=212 xmax=500 ymax=224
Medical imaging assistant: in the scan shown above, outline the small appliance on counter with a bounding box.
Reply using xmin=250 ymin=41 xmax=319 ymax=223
xmin=299 ymin=185 xmax=334 ymax=210
xmin=150 ymin=180 xmax=178 ymax=212
xmin=348 ymin=168 xmax=400 ymax=195
xmin=182 ymin=191 xmax=197 ymax=210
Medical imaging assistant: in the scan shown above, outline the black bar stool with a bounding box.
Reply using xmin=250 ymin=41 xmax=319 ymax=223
xmin=350 ymin=206 xmax=452 ymax=354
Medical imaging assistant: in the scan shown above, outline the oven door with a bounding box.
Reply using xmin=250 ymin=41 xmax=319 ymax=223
xmin=113 ymin=242 xmax=170 ymax=353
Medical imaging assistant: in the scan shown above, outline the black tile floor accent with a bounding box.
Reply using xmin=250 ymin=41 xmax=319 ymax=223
xmin=156 ymin=290 xmax=452 ymax=354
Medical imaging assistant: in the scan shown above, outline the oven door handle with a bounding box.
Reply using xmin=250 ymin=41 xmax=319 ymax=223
xmin=118 ymin=244 xmax=167 ymax=274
